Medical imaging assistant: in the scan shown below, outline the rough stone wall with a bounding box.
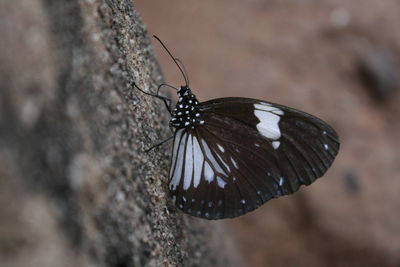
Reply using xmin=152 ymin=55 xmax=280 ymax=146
xmin=0 ymin=1 xmax=241 ymax=266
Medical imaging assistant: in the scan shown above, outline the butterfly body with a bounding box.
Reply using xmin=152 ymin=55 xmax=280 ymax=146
xmin=145 ymin=35 xmax=339 ymax=220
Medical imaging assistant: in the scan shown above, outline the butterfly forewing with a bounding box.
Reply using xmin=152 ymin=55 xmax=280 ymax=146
xmin=168 ymin=97 xmax=339 ymax=220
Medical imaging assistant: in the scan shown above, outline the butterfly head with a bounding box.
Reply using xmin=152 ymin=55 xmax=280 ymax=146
xmin=170 ymin=86 xmax=204 ymax=129
xmin=177 ymin=85 xmax=191 ymax=96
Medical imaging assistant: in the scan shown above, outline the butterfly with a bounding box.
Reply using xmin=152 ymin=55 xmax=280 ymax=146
xmin=135 ymin=36 xmax=340 ymax=220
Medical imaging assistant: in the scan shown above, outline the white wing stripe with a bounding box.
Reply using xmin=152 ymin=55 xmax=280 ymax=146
xmin=231 ymin=156 xmax=239 ymax=169
xmin=169 ymin=129 xmax=184 ymax=178
xmin=201 ymin=139 xmax=227 ymax=176
xmin=171 ymin=132 xmax=231 ymax=191
xmin=204 ymin=161 xmax=214 ymax=183
xmin=192 ymin=137 xmax=203 ymax=188
xmin=170 ymin=132 xmax=187 ymax=190
xmin=183 ymin=135 xmax=193 ymax=190
xmin=216 ymin=153 xmax=230 ymax=172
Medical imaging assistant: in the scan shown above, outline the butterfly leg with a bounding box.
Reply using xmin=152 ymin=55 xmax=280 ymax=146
xmin=157 ymin=83 xmax=181 ymax=112
xmin=145 ymin=135 xmax=174 ymax=152
xmin=133 ymin=82 xmax=172 ymax=113
xmin=156 ymin=83 xmax=178 ymax=95
xmin=169 ymin=124 xmax=174 ymax=133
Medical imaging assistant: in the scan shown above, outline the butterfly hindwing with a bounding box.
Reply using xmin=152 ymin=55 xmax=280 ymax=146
xmin=169 ymin=129 xmax=231 ymax=219
xmin=168 ymin=97 xmax=339 ymax=219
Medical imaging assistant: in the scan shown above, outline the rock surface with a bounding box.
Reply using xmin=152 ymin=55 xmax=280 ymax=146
xmin=0 ymin=1 xmax=241 ymax=266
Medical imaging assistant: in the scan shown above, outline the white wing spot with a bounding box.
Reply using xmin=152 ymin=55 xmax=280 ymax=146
xmin=324 ymin=144 xmax=329 ymax=150
xmin=255 ymin=143 xmax=260 ymax=147
xmin=272 ymin=141 xmax=281 ymax=150
xmin=217 ymin=176 xmax=226 ymax=189
xmin=217 ymin=144 xmax=225 ymax=153
xmin=254 ymin=103 xmax=285 ymax=115
xmin=279 ymin=177 xmax=285 ymax=186
xmin=254 ymin=104 xmax=282 ymax=140
xmin=258 ymin=102 xmax=271 ymax=106
xmin=240 ymin=199 xmax=246 ymax=204
xmin=272 ymin=110 xmax=284 ymax=115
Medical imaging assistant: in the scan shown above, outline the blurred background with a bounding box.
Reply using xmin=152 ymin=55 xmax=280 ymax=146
xmin=136 ymin=1 xmax=400 ymax=266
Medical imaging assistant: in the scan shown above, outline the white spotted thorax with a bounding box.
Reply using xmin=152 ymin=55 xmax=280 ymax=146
xmin=170 ymin=86 xmax=204 ymax=129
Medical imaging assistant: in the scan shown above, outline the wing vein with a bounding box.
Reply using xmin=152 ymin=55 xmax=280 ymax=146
xmin=201 ymin=126 xmax=272 ymax=203
xmin=195 ymin=127 xmax=248 ymax=215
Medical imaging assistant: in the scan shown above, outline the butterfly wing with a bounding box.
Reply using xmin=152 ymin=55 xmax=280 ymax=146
xmin=169 ymin=97 xmax=339 ymax=220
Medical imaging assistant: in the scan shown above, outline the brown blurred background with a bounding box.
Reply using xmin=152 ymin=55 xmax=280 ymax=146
xmin=136 ymin=1 xmax=400 ymax=266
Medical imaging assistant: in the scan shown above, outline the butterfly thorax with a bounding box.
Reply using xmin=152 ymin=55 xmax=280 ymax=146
xmin=170 ymin=86 xmax=205 ymax=129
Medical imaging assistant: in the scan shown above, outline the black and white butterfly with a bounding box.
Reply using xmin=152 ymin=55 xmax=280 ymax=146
xmin=136 ymin=36 xmax=340 ymax=220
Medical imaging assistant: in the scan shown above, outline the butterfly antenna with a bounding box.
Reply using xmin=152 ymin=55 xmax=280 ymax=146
xmin=153 ymin=35 xmax=189 ymax=87
xmin=175 ymin=58 xmax=190 ymax=86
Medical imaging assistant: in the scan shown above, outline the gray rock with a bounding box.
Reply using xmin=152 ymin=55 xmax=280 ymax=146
xmin=0 ymin=1 xmax=242 ymax=266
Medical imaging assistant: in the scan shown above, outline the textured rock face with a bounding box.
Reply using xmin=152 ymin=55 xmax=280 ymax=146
xmin=0 ymin=1 xmax=241 ymax=266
